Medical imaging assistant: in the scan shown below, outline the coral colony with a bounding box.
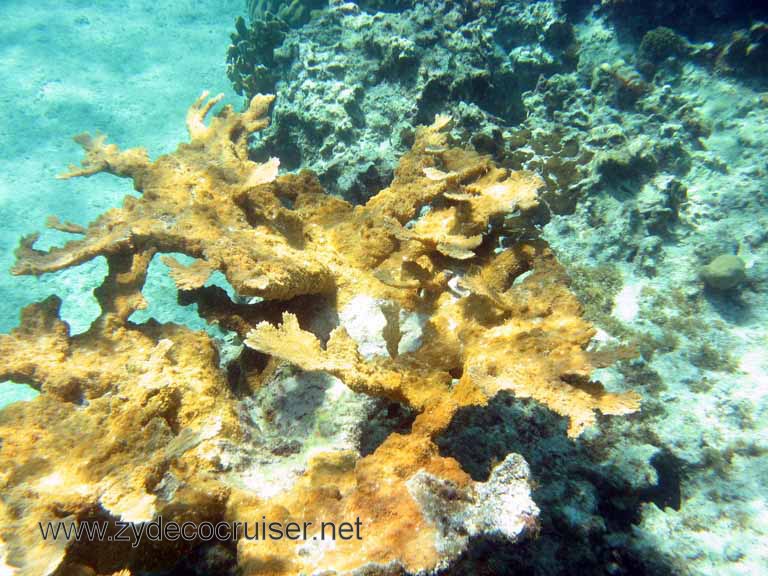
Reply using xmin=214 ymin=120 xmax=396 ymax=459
xmin=0 ymin=92 xmax=638 ymax=574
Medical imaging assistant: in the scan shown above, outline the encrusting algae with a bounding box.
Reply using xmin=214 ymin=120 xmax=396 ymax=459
xmin=0 ymin=91 xmax=640 ymax=575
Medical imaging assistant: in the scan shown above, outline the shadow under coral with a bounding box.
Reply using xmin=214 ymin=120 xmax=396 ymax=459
xmin=436 ymin=392 xmax=682 ymax=576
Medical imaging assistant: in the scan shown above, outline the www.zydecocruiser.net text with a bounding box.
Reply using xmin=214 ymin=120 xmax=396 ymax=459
xmin=39 ymin=516 xmax=364 ymax=548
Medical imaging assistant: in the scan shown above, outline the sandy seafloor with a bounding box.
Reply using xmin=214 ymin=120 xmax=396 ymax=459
xmin=1 ymin=2 xmax=768 ymax=575
xmin=0 ymin=0 xmax=241 ymax=405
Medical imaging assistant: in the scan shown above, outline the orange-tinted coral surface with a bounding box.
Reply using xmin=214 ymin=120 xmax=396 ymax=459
xmin=0 ymin=92 xmax=640 ymax=576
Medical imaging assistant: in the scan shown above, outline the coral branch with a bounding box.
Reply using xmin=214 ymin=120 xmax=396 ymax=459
xmin=161 ymin=256 xmax=214 ymax=290
xmin=185 ymin=90 xmax=225 ymax=140
xmin=45 ymin=215 xmax=86 ymax=234
xmin=57 ymin=132 xmax=150 ymax=181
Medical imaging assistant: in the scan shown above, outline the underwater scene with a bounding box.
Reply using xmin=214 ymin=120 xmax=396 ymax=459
xmin=0 ymin=0 xmax=766 ymax=574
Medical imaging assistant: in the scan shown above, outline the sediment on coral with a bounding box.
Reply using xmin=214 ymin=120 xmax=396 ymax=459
xmin=1 ymin=91 xmax=639 ymax=575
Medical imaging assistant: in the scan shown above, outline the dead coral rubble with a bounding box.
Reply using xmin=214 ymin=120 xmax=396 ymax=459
xmin=1 ymin=92 xmax=639 ymax=575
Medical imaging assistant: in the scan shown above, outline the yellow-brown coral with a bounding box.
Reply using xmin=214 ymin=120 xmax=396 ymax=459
xmin=0 ymin=91 xmax=640 ymax=576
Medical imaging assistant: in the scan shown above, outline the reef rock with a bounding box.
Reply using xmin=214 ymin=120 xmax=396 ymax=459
xmin=228 ymin=0 xmax=577 ymax=201
xmin=700 ymin=254 xmax=747 ymax=290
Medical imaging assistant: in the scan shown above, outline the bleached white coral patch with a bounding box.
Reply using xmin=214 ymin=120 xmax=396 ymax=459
xmin=407 ymin=453 xmax=538 ymax=562
xmin=398 ymin=307 xmax=428 ymax=355
xmin=339 ymin=294 xmax=427 ymax=359
xmin=339 ymin=295 xmax=389 ymax=358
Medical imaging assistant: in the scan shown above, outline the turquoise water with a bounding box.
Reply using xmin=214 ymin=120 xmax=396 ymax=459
xmin=1 ymin=1 xmax=767 ymax=575
xmin=0 ymin=381 xmax=38 ymax=409
xmin=0 ymin=0 xmax=241 ymax=410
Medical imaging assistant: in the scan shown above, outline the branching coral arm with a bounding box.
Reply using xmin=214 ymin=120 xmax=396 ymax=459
xmin=58 ymin=133 xmax=150 ymax=181
xmin=185 ymin=90 xmax=225 ymax=141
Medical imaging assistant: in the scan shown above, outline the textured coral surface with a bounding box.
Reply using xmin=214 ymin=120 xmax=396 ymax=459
xmin=1 ymin=92 xmax=638 ymax=575
xmin=228 ymin=0 xmax=578 ymax=201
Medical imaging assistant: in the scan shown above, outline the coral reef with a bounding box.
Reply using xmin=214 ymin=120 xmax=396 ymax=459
xmin=637 ymin=26 xmax=689 ymax=66
xmin=3 ymin=1 xmax=767 ymax=575
xmin=228 ymin=15 xmax=289 ymax=96
xmin=247 ymin=0 xmax=326 ymax=27
xmin=0 ymin=92 xmax=639 ymax=575
xmin=715 ymin=22 xmax=768 ymax=82
xmin=599 ymin=0 xmax=768 ymax=34
xmin=181 ymin=2 xmax=768 ymax=573
xmin=539 ymin=9 xmax=768 ymax=576
xmin=227 ymin=0 xmax=577 ymax=201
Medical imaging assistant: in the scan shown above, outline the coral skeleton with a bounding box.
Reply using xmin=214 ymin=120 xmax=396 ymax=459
xmin=0 ymin=92 xmax=640 ymax=575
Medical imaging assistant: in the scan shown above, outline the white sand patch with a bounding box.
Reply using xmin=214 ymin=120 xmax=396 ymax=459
xmin=613 ymin=282 xmax=642 ymax=322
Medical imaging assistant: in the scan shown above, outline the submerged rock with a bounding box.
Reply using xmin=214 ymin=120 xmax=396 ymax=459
xmin=700 ymin=254 xmax=747 ymax=290
xmin=715 ymin=22 xmax=768 ymax=82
